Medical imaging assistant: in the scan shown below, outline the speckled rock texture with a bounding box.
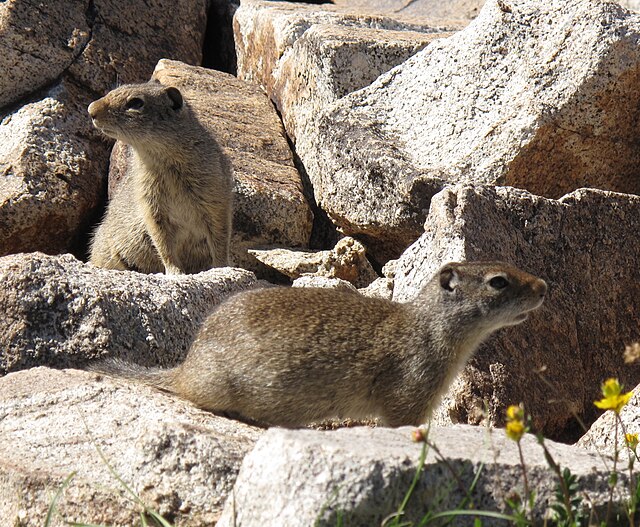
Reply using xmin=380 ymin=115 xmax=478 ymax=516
xmin=0 ymin=0 xmax=88 ymax=110
xmin=148 ymin=59 xmax=312 ymax=271
xmin=331 ymin=0 xmax=485 ymax=19
xmin=234 ymin=0 xmax=462 ymax=144
xmin=0 ymin=252 xmax=257 ymax=374
xmin=393 ymin=185 xmax=640 ymax=439
xmin=0 ymin=0 xmax=207 ymax=109
xmin=292 ymin=275 xmax=358 ymax=291
xmin=0 ymin=0 xmax=208 ymax=257
xmin=0 ymin=79 xmax=109 ymax=256
xmin=217 ymin=424 xmax=625 ymax=526
xmin=0 ymin=367 xmax=263 ymax=527
xmin=619 ymin=0 xmax=640 ymax=12
xmin=296 ymin=0 xmax=640 ymax=261
xmin=249 ymin=236 xmax=378 ymax=288
xmin=358 ymin=276 xmax=394 ymax=300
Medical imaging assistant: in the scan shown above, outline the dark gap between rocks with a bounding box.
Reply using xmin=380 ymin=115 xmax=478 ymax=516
xmin=279 ymin=113 xmax=341 ymax=252
xmin=201 ymin=0 xmax=239 ymax=74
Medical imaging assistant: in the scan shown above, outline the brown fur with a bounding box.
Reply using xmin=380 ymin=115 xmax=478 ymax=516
xmin=88 ymin=82 xmax=233 ymax=274
xmin=94 ymin=261 xmax=547 ymax=427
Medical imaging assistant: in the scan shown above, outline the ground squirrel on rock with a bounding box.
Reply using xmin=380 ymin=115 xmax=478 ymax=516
xmin=88 ymin=82 xmax=234 ymax=274
xmin=94 ymin=261 xmax=547 ymax=427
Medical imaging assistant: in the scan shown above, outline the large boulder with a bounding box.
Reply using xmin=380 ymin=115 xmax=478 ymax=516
xmin=0 ymin=79 xmax=109 ymax=255
xmin=393 ymin=185 xmax=640 ymax=439
xmin=0 ymin=0 xmax=209 ymax=258
xmin=0 ymin=252 xmax=257 ymax=374
xmin=295 ymin=0 xmax=640 ymax=261
xmin=0 ymin=367 xmax=262 ymax=527
xmin=0 ymin=0 xmax=207 ymax=110
xmin=0 ymin=0 xmax=88 ymax=110
xmin=65 ymin=0 xmax=208 ymax=95
xmin=217 ymin=424 xmax=625 ymax=526
xmin=234 ymin=0 xmax=464 ymax=143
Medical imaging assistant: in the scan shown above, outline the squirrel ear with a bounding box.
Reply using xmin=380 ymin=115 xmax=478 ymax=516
xmin=165 ymin=87 xmax=183 ymax=110
xmin=439 ymin=266 xmax=460 ymax=292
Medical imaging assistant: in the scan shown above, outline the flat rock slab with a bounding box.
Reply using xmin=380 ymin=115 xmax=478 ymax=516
xmin=234 ymin=0 xmax=463 ymax=143
xmin=331 ymin=0 xmax=485 ymax=19
xmin=296 ymin=0 xmax=640 ymax=261
xmin=394 ymin=185 xmax=640 ymax=439
xmin=149 ymin=59 xmax=312 ymax=271
xmin=217 ymin=424 xmax=625 ymax=526
xmin=249 ymin=236 xmax=378 ymax=288
xmin=0 ymin=252 xmax=257 ymax=373
xmin=0 ymin=367 xmax=262 ymax=527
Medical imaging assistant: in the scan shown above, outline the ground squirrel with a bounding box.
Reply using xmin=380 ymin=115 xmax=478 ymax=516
xmin=94 ymin=261 xmax=546 ymax=427
xmin=88 ymin=82 xmax=234 ymax=274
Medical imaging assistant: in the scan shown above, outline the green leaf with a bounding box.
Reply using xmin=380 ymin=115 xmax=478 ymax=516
xmin=385 ymin=439 xmax=430 ymax=527
xmin=147 ymin=511 xmax=175 ymax=527
xmin=45 ymin=471 xmax=77 ymax=527
xmin=422 ymin=509 xmax=530 ymax=523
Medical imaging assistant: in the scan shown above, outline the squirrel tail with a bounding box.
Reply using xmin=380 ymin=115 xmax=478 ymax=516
xmin=88 ymin=357 xmax=180 ymax=392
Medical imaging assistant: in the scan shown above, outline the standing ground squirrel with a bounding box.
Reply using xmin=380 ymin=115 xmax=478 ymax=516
xmin=88 ymin=82 xmax=234 ymax=274
xmin=94 ymin=261 xmax=547 ymax=427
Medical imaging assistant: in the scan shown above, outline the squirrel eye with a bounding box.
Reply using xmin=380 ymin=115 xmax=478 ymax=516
xmin=489 ymin=276 xmax=509 ymax=289
xmin=125 ymin=97 xmax=144 ymax=110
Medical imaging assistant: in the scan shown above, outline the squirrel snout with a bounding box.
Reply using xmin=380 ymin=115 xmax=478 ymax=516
xmin=87 ymin=100 xmax=102 ymax=119
xmin=533 ymin=279 xmax=547 ymax=299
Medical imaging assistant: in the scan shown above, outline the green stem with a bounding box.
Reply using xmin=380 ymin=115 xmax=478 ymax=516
xmin=538 ymin=435 xmax=574 ymax=525
xmin=615 ymin=414 xmax=636 ymax=527
xmin=516 ymin=440 xmax=534 ymax=527
xmin=606 ymin=416 xmax=620 ymax=525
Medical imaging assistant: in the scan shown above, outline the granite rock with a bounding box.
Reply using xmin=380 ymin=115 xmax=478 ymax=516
xmin=0 ymin=367 xmax=262 ymax=527
xmin=292 ymin=275 xmax=358 ymax=291
xmin=218 ymin=424 xmax=625 ymax=526
xmin=250 ymin=236 xmax=378 ymax=288
xmin=234 ymin=0 xmax=463 ymax=143
xmin=296 ymin=0 xmax=640 ymax=261
xmin=0 ymin=252 xmax=257 ymax=374
xmin=577 ymin=378 xmax=640 ymax=459
xmin=0 ymin=79 xmax=109 ymax=256
xmin=331 ymin=0 xmax=485 ymax=19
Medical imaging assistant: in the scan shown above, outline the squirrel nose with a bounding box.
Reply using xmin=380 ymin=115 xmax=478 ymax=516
xmin=88 ymin=101 xmax=99 ymax=119
xmin=534 ymin=279 xmax=547 ymax=299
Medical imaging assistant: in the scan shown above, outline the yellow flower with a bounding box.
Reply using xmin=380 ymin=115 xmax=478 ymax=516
xmin=506 ymin=404 xmax=524 ymax=421
xmin=626 ymin=433 xmax=639 ymax=452
xmin=506 ymin=420 xmax=525 ymax=442
xmin=594 ymin=378 xmax=633 ymax=414
xmin=505 ymin=404 xmax=526 ymax=442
